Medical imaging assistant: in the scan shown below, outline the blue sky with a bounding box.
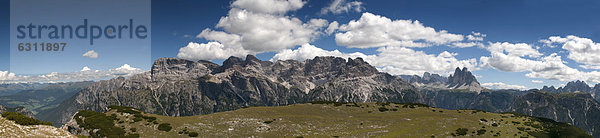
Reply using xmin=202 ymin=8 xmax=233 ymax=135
xmin=2 ymin=0 xmax=600 ymax=89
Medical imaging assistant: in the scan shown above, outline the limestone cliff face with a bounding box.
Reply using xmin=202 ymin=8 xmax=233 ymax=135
xmin=400 ymin=67 xmax=484 ymax=92
xmin=507 ymin=91 xmax=600 ymax=137
xmin=447 ymin=67 xmax=483 ymax=92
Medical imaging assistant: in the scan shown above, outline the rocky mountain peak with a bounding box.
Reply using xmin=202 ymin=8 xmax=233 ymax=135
xmin=398 ymin=67 xmax=481 ymax=92
xmin=245 ymin=54 xmax=260 ymax=62
xmin=222 ymin=56 xmax=244 ymax=68
xmin=562 ymin=80 xmax=591 ymax=92
xmin=447 ymin=67 xmax=481 ymax=91
xmin=151 ymin=58 xmax=210 ymax=81
xmin=540 ymin=80 xmax=594 ymax=94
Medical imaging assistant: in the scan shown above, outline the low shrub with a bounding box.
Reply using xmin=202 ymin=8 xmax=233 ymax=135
xmin=1 ymin=112 xmax=52 ymax=126
xmin=477 ymin=129 xmax=486 ymax=135
xmin=74 ymin=110 xmax=128 ymax=137
xmin=455 ymin=128 xmax=468 ymax=136
xmin=188 ymin=132 xmax=199 ymax=137
xmin=378 ymin=107 xmax=389 ymax=112
xmin=158 ymin=123 xmax=172 ymax=132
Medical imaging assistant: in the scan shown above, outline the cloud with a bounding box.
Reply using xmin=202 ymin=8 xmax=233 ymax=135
xmin=467 ymin=32 xmax=486 ymax=41
xmin=232 ymin=0 xmax=305 ymax=14
xmin=82 ymin=50 xmax=98 ymax=59
xmin=0 ymin=71 xmax=16 ymax=81
xmin=486 ymin=42 xmax=542 ymax=58
xmin=481 ymin=82 xmax=528 ymax=90
xmin=188 ymin=0 xmax=329 ymax=61
xmin=177 ymin=42 xmax=249 ymax=61
xmin=334 ymin=12 xmax=464 ymax=48
xmin=452 ymin=42 xmax=483 ymax=48
xmin=320 ymin=0 xmax=364 ymax=15
xmin=270 ymin=43 xmax=372 ymax=62
xmin=480 ymin=42 xmax=546 ymax=72
xmin=114 ymin=64 xmax=141 ymax=72
xmin=372 ymin=47 xmax=478 ymax=75
xmin=531 ymin=80 xmax=544 ymax=83
xmin=214 ymin=8 xmax=327 ymax=52
xmin=81 ymin=66 xmax=91 ymax=72
xmin=271 ymin=44 xmax=477 ymax=76
xmin=480 ymin=41 xmax=600 ymax=83
xmin=0 ymin=64 xmax=145 ymax=83
xmin=325 ymin=21 xmax=339 ymax=35
xmin=542 ymin=35 xmax=600 ymax=69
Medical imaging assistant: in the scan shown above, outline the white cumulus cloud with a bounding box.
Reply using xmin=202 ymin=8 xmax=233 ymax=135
xmin=185 ymin=0 xmax=329 ymax=61
xmin=214 ymin=8 xmax=328 ymax=52
xmin=467 ymin=32 xmax=486 ymax=41
xmin=0 ymin=71 xmax=16 ymax=81
xmin=320 ymin=0 xmax=364 ymax=15
xmin=531 ymin=80 xmax=544 ymax=83
xmin=334 ymin=12 xmax=464 ymax=48
xmin=480 ymin=41 xmax=600 ymax=83
xmin=81 ymin=66 xmax=91 ymax=72
xmin=271 ymin=44 xmax=478 ymax=76
xmin=232 ymin=0 xmax=305 ymax=14
xmin=177 ymin=42 xmax=249 ymax=61
xmin=372 ymin=47 xmax=478 ymax=75
xmin=82 ymin=50 xmax=98 ymax=59
xmin=325 ymin=21 xmax=339 ymax=35
xmin=270 ymin=43 xmax=372 ymax=62
xmin=486 ymin=42 xmax=542 ymax=58
xmin=481 ymin=82 xmax=528 ymax=90
xmin=542 ymin=35 xmax=600 ymax=69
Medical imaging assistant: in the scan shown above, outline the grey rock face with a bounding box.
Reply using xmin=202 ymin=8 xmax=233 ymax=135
xmin=541 ymin=80 xmax=594 ymax=94
xmin=594 ymin=84 xmax=600 ymax=101
xmin=49 ymin=55 xmax=417 ymax=126
xmin=447 ymin=67 xmax=482 ymax=92
xmin=507 ymin=91 xmax=600 ymax=137
xmin=399 ymin=67 xmax=483 ymax=92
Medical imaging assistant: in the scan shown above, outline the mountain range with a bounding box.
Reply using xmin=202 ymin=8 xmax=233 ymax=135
xmin=541 ymin=80 xmax=600 ymax=100
xmin=400 ymin=67 xmax=484 ymax=92
xmin=24 ymin=55 xmax=600 ymax=137
xmin=0 ymin=81 xmax=93 ymax=115
xmin=0 ymin=83 xmax=51 ymax=96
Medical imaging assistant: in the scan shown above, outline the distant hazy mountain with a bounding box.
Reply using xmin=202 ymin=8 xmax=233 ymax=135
xmin=399 ymin=67 xmax=484 ymax=92
xmin=44 ymin=55 xmax=600 ymax=137
xmin=541 ymin=80 xmax=600 ymax=101
xmin=0 ymin=104 xmax=35 ymax=118
xmin=0 ymin=83 xmax=50 ymax=96
xmin=0 ymin=81 xmax=93 ymax=116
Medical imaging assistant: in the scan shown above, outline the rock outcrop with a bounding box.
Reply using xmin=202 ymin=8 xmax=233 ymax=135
xmin=542 ymin=80 xmax=592 ymax=94
xmin=0 ymin=116 xmax=74 ymax=137
xmin=507 ymin=91 xmax=600 ymax=137
xmin=400 ymin=67 xmax=484 ymax=92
